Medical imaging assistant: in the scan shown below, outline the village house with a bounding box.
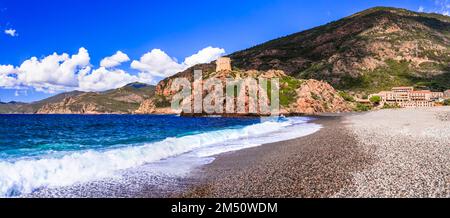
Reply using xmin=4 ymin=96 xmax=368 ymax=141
xmin=445 ymin=90 xmax=450 ymax=99
xmin=369 ymin=87 xmax=445 ymax=108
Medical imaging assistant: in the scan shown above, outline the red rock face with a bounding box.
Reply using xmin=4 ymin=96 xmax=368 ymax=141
xmin=134 ymin=99 xmax=156 ymax=114
xmin=288 ymin=79 xmax=352 ymax=114
xmin=151 ymin=67 xmax=352 ymax=115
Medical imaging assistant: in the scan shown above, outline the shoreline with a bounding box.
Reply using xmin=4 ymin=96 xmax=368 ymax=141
xmin=15 ymin=107 xmax=450 ymax=197
xmin=21 ymin=115 xmax=318 ymax=198
xmin=176 ymin=107 xmax=450 ymax=198
xmin=177 ymin=115 xmax=373 ymax=198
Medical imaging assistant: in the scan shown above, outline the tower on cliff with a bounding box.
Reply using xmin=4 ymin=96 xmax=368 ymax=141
xmin=216 ymin=57 xmax=232 ymax=72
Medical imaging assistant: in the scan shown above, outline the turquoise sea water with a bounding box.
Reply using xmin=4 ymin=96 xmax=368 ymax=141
xmin=0 ymin=115 xmax=260 ymax=160
xmin=0 ymin=115 xmax=321 ymax=197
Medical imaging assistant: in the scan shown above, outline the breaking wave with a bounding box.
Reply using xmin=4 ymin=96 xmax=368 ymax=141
xmin=0 ymin=117 xmax=320 ymax=197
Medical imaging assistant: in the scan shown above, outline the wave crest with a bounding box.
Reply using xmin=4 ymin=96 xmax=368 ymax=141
xmin=0 ymin=117 xmax=320 ymax=197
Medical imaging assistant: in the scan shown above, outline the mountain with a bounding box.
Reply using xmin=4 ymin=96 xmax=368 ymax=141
xmin=229 ymin=7 xmax=450 ymax=93
xmin=0 ymin=101 xmax=28 ymax=114
xmin=0 ymin=83 xmax=156 ymax=114
xmin=3 ymin=7 xmax=449 ymax=115
xmin=37 ymin=83 xmax=156 ymax=114
xmin=153 ymin=7 xmax=450 ymax=114
xmin=0 ymin=91 xmax=85 ymax=114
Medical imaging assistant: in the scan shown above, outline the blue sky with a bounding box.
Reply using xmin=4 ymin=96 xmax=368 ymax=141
xmin=0 ymin=0 xmax=448 ymax=102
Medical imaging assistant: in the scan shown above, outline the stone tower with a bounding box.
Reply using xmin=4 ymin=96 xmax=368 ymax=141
xmin=216 ymin=57 xmax=232 ymax=72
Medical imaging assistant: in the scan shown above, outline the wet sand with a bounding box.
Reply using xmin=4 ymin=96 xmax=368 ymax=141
xmin=180 ymin=107 xmax=450 ymax=198
xmin=179 ymin=116 xmax=373 ymax=198
xmin=27 ymin=108 xmax=450 ymax=198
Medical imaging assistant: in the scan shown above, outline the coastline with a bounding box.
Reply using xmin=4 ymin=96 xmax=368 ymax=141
xmin=178 ymin=115 xmax=373 ymax=198
xmin=12 ymin=107 xmax=450 ymax=198
xmin=177 ymin=107 xmax=450 ymax=198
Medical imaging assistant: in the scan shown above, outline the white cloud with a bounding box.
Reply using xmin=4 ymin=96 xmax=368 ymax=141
xmin=0 ymin=46 xmax=226 ymax=93
xmin=16 ymin=48 xmax=90 ymax=93
xmin=0 ymin=65 xmax=15 ymax=75
xmin=78 ymin=67 xmax=139 ymax=92
xmin=0 ymin=65 xmax=18 ymax=88
xmin=0 ymin=67 xmax=18 ymax=88
xmin=131 ymin=46 xmax=226 ymax=82
xmin=100 ymin=51 xmax=130 ymax=68
xmin=418 ymin=6 xmax=425 ymax=12
xmin=183 ymin=46 xmax=225 ymax=67
xmin=131 ymin=49 xmax=185 ymax=79
xmin=0 ymin=48 xmax=138 ymax=93
xmin=0 ymin=75 xmax=17 ymax=88
xmin=4 ymin=29 xmax=17 ymax=37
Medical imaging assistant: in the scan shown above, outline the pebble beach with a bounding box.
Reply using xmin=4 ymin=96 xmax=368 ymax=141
xmin=182 ymin=107 xmax=450 ymax=198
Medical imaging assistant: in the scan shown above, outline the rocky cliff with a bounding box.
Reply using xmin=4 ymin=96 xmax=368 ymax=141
xmin=283 ymin=79 xmax=351 ymax=114
xmin=150 ymin=68 xmax=352 ymax=115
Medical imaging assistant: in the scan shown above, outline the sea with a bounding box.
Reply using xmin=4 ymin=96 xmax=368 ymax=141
xmin=0 ymin=114 xmax=321 ymax=197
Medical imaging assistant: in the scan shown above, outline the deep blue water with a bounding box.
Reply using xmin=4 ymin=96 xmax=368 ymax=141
xmin=0 ymin=114 xmax=260 ymax=160
xmin=0 ymin=114 xmax=322 ymax=197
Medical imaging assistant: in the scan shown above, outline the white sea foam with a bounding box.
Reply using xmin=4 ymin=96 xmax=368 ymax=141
xmin=0 ymin=117 xmax=321 ymax=197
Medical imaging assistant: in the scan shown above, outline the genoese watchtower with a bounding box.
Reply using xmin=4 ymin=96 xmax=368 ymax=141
xmin=216 ymin=57 xmax=232 ymax=72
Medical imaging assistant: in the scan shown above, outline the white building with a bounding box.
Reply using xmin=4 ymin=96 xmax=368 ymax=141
xmin=369 ymin=87 xmax=444 ymax=108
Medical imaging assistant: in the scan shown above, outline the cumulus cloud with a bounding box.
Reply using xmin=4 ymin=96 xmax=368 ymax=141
xmin=0 ymin=46 xmax=226 ymax=93
xmin=0 ymin=64 xmax=15 ymax=75
xmin=183 ymin=46 xmax=226 ymax=67
xmin=78 ymin=67 xmax=138 ymax=92
xmin=0 ymin=48 xmax=139 ymax=93
xmin=0 ymin=75 xmax=17 ymax=88
xmin=100 ymin=51 xmax=130 ymax=68
xmin=131 ymin=46 xmax=225 ymax=82
xmin=0 ymin=65 xmax=18 ymax=88
xmin=16 ymin=48 xmax=91 ymax=93
xmin=131 ymin=49 xmax=185 ymax=78
xmin=0 ymin=65 xmax=17 ymax=88
xmin=4 ymin=29 xmax=17 ymax=37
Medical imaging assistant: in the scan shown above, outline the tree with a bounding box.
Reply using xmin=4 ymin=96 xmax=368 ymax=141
xmin=338 ymin=91 xmax=355 ymax=102
xmin=356 ymin=103 xmax=372 ymax=111
xmin=369 ymin=95 xmax=382 ymax=105
xmin=444 ymin=99 xmax=450 ymax=106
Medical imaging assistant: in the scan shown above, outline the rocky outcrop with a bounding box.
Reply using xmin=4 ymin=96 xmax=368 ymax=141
xmin=36 ymin=97 xmax=104 ymax=114
xmin=153 ymin=66 xmax=351 ymax=115
xmin=285 ymin=79 xmax=352 ymax=114
xmin=134 ymin=99 xmax=177 ymax=114
xmin=134 ymin=99 xmax=156 ymax=114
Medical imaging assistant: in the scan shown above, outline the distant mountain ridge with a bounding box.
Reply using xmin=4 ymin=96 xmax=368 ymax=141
xmin=0 ymin=83 xmax=155 ymax=114
xmin=151 ymin=7 xmax=450 ymax=115
xmin=228 ymin=7 xmax=450 ymax=92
